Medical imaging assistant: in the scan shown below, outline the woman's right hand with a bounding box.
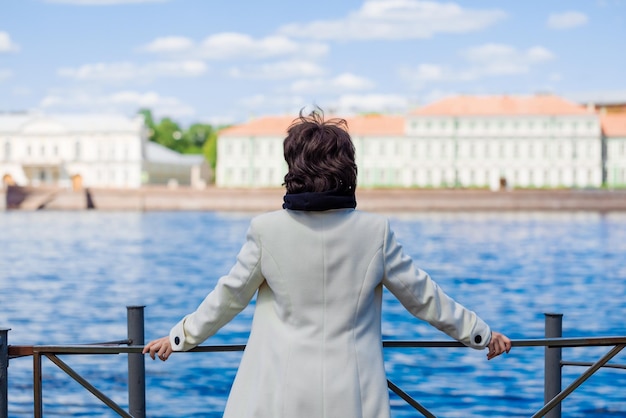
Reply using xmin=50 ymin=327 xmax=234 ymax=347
xmin=487 ymin=331 xmax=511 ymax=360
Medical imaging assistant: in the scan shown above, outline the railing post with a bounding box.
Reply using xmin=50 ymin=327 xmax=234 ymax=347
xmin=544 ymin=313 xmax=563 ymax=418
xmin=1 ymin=329 xmax=9 ymax=418
xmin=127 ymin=306 xmax=146 ymax=418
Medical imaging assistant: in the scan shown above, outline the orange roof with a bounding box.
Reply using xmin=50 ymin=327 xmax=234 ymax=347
xmin=601 ymin=113 xmax=626 ymax=137
xmin=219 ymin=116 xmax=294 ymax=136
xmin=220 ymin=114 xmax=404 ymax=137
xmin=412 ymin=95 xmax=591 ymax=116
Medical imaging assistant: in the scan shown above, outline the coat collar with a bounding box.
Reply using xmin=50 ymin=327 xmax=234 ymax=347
xmin=282 ymin=190 xmax=357 ymax=211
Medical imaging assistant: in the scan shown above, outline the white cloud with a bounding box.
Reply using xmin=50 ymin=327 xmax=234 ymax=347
xmin=43 ymin=0 xmax=170 ymax=5
xmin=238 ymin=94 xmax=307 ymax=114
xmin=279 ymin=0 xmax=507 ymax=40
xmin=463 ymin=43 xmax=554 ymax=75
xmin=331 ymin=93 xmax=410 ymax=113
xmin=39 ymin=89 xmax=195 ymax=118
xmin=140 ymin=36 xmax=194 ymax=53
xmin=199 ymin=33 xmax=328 ymax=60
xmin=57 ymin=60 xmax=207 ymax=81
xmin=291 ymin=73 xmax=375 ymax=93
xmin=140 ymin=32 xmax=328 ymax=61
xmin=229 ymin=60 xmax=326 ymax=79
xmin=401 ymin=43 xmax=555 ymax=88
xmin=547 ymin=11 xmax=588 ymax=29
xmin=0 ymin=32 xmax=20 ymax=52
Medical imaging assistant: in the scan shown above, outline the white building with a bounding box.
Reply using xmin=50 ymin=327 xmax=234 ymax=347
xmin=0 ymin=112 xmax=209 ymax=189
xmin=407 ymin=95 xmax=602 ymax=190
xmin=0 ymin=113 xmax=146 ymax=189
xmin=602 ymin=113 xmax=626 ymax=188
xmin=143 ymin=141 xmax=210 ymax=188
xmin=216 ymin=95 xmax=614 ymax=190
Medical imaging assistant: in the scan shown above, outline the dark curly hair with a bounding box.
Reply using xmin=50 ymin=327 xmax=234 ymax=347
xmin=283 ymin=109 xmax=357 ymax=195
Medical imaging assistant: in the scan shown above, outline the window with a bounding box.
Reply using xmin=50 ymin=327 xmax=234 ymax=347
xmin=27 ymin=145 xmax=32 ymax=156
xmin=40 ymin=145 xmax=45 ymax=156
xmin=75 ymin=141 xmax=81 ymax=159
xmin=4 ymin=142 xmax=10 ymax=160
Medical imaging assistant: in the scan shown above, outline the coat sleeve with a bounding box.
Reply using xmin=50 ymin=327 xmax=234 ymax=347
xmin=381 ymin=220 xmax=491 ymax=350
xmin=169 ymin=221 xmax=265 ymax=351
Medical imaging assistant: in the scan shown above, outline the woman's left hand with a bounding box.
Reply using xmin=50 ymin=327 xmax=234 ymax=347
xmin=142 ymin=336 xmax=173 ymax=361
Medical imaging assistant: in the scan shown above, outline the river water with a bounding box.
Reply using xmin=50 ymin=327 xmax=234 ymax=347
xmin=1 ymin=210 xmax=626 ymax=417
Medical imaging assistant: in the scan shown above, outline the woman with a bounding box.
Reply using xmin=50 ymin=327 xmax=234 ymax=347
xmin=144 ymin=110 xmax=511 ymax=417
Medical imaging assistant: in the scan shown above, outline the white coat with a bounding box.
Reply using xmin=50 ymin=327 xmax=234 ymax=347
xmin=170 ymin=208 xmax=491 ymax=418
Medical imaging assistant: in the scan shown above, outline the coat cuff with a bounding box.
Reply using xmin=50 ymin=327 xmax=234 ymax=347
xmin=468 ymin=317 xmax=492 ymax=349
xmin=169 ymin=316 xmax=196 ymax=352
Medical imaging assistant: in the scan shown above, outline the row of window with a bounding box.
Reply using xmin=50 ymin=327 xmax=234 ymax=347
xmin=220 ymin=138 xmax=613 ymax=161
xmin=410 ymin=119 xmax=597 ymax=133
xmin=1 ymin=141 xmax=135 ymax=161
xmin=361 ymin=168 xmax=599 ymax=188
xmin=362 ymin=140 xmax=600 ymax=160
xmin=222 ymin=141 xmax=277 ymax=158
xmin=218 ymin=166 xmax=601 ymax=188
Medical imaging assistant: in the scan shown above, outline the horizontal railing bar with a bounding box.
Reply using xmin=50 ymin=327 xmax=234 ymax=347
xmin=562 ymin=361 xmax=626 ymax=370
xmin=26 ymin=344 xmax=248 ymax=355
xmin=87 ymin=339 xmax=131 ymax=346
xmin=384 ymin=336 xmax=626 ymax=349
xmin=7 ymin=336 xmax=626 ymax=357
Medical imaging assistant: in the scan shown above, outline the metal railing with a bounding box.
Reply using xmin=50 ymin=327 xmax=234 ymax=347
xmin=2 ymin=307 xmax=625 ymax=418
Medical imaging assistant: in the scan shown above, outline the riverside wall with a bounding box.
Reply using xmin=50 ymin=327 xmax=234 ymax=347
xmin=3 ymin=185 xmax=626 ymax=212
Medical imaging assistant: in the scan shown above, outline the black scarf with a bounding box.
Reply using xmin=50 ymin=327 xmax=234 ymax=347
xmin=282 ymin=190 xmax=357 ymax=211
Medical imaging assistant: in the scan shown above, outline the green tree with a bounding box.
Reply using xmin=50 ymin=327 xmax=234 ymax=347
xmin=153 ymin=117 xmax=187 ymax=152
xmin=137 ymin=109 xmax=225 ymax=178
xmin=202 ymin=129 xmax=218 ymax=170
xmin=184 ymin=123 xmax=214 ymax=154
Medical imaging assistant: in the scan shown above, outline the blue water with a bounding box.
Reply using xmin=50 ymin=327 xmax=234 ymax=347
xmin=1 ymin=210 xmax=626 ymax=417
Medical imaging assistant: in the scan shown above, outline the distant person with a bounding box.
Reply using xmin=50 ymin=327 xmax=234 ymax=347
xmin=144 ymin=109 xmax=511 ymax=418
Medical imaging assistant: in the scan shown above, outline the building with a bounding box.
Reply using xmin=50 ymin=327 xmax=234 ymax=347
xmin=216 ymin=94 xmax=613 ymax=190
xmin=0 ymin=112 xmax=209 ymax=189
xmin=143 ymin=141 xmax=210 ymax=188
xmin=407 ymin=95 xmax=601 ymax=190
xmin=602 ymin=113 xmax=626 ymax=188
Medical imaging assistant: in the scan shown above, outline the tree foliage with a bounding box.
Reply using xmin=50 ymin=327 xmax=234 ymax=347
xmin=137 ymin=108 xmax=228 ymax=173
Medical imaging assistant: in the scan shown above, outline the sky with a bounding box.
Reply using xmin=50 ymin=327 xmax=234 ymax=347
xmin=1 ymin=0 xmax=625 ymax=127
